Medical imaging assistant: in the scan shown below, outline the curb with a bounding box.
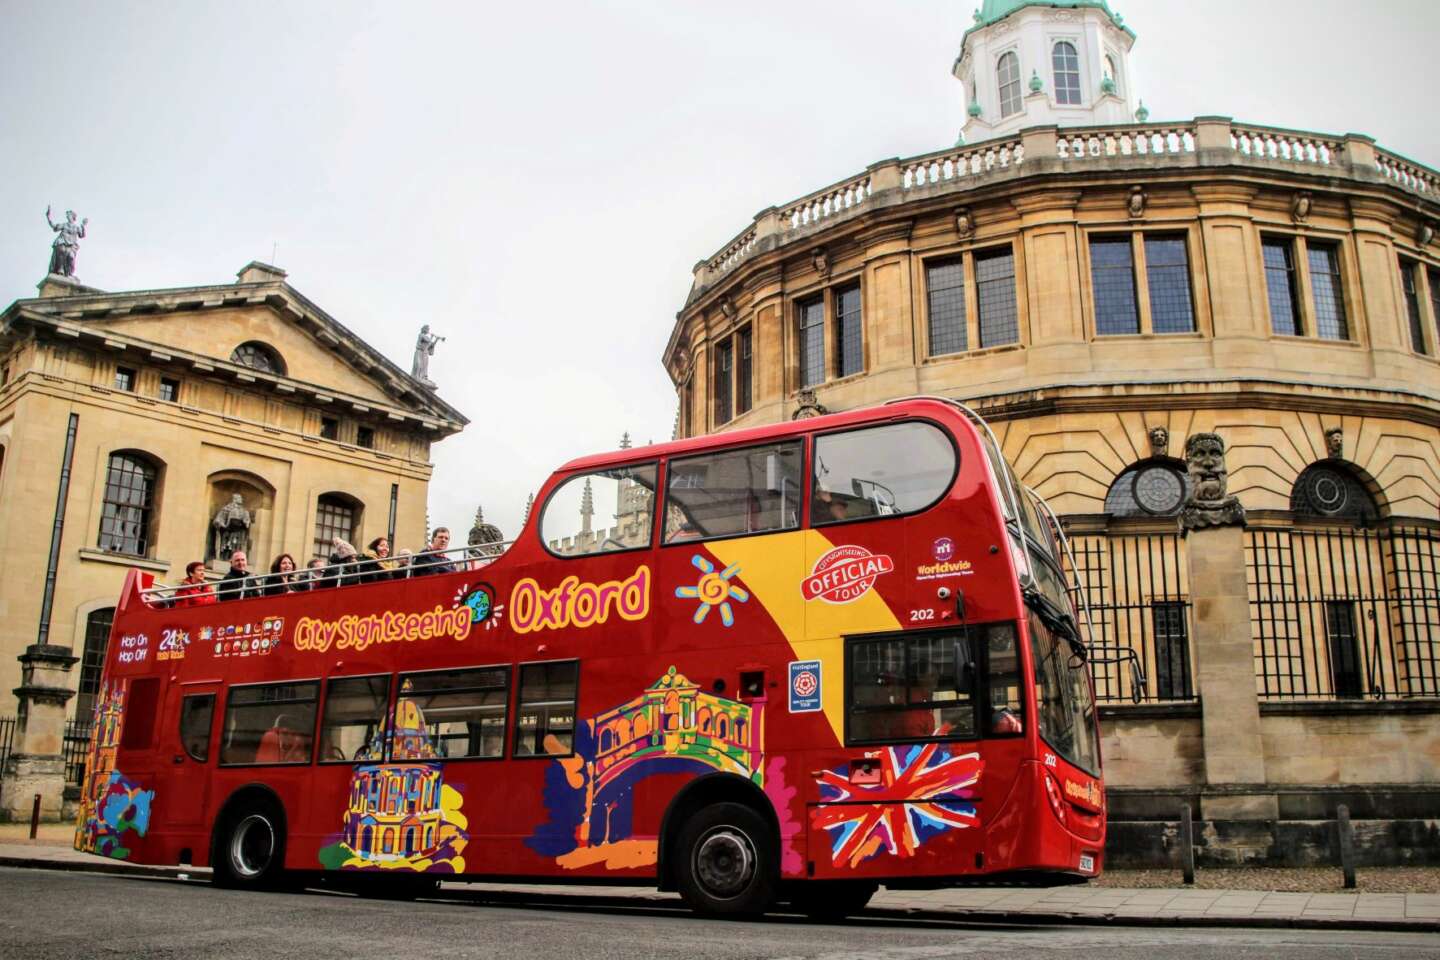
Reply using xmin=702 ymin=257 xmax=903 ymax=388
xmin=2 ymin=856 xmax=1434 ymax=933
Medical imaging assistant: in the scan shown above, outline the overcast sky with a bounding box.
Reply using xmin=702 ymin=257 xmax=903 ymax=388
xmin=3 ymin=0 xmax=1437 ymax=546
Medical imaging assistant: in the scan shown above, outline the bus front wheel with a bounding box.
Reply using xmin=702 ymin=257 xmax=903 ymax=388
xmin=675 ymin=802 xmax=777 ymax=917
xmin=213 ymin=800 xmax=287 ymax=889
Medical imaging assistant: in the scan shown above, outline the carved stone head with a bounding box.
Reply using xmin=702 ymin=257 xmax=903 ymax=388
xmin=1185 ymin=432 xmax=1228 ymax=502
xmin=1292 ymin=192 xmax=1311 ymax=223
xmin=1128 ymin=186 xmax=1146 ymax=218
xmin=1148 ymin=425 xmax=1170 ymax=458
xmin=792 ymin=388 xmax=828 ymax=420
xmin=955 ymin=208 xmax=974 ymax=239
xmin=719 ymin=297 xmax=737 ymax=321
xmin=811 ymin=248 xmax=830 ymax=280
xmin=1325 ymin=427 xmax=1344 ymax=460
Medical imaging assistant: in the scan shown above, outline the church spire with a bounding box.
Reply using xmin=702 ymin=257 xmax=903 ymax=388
xmin=580 ymin=478 xmax=594 ymax=535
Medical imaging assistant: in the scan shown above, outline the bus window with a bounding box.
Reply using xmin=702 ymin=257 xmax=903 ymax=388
xmin=220 ymin=681 xmax=318 ymax=765
xmin=542 ymin=463 xmax=657 ymax=556
xmin=1028 ymin=611 xmax=1100 ymax=774
xmin=393 ymin=667 xmax=510 ymax=760
xmin=318 ymin=676 xmax=389 ymax=763
xmin=180 ymin=694 xmax=215 ymax=762
xmin=847 ymin=633 xmax=976 ymax=744
xmin=663 ymin=441 xmax=801 ymax=543
xmin=514 ymin=661 xmax=578 ymax=756
xmin=813 ymin=421 xmax=956 ymax=525
xmin=984 ymin=623 xmax=1024 ymax=735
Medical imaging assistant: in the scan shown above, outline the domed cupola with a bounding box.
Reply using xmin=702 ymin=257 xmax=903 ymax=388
xmin=954 ymin=0 xmax=1138 ymax=142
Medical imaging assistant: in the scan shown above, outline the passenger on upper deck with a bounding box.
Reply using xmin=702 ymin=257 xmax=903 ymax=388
xmin=266 ymin=554 xmax=301 ymax=596
xmin=216 ymin=551 xmax=262 ymax=602
xmin=410 ymin=527 xmax=457 ymax=576
xmin=174 ymin=561 xmax=216 ymax=607
xmin=358 ymin=537 xmax=396 ymax=583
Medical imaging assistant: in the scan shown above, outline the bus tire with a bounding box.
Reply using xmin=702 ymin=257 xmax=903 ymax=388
xmin=787 ymin=880 xmax=878 ymax=922
xmin=213 ymin=799 xmax=287 ymax=890
xmin=675 ymin=802 xmax=776 ymax=917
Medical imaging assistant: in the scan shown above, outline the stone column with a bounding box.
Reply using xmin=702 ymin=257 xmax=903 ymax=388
xmin=1180 ymin=432 xmax=1277 ymax=821
xmin=1 ymin=644 xmax=78 ymax=822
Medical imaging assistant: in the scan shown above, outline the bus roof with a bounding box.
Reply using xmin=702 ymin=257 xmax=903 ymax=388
xmin=556 ymin=397 xmax=972 ymax=474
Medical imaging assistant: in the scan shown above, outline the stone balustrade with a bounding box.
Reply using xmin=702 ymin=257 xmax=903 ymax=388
xmin=693 ymin=116 xmax=1440 ymax=291
xmin=1058 ymin=123 xmax=1195 ymax=160
xmin=902 ymin=137 xmax=1025 ymax=188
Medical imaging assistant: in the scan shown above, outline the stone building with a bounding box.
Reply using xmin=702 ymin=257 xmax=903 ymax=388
xmin=664 ymin=0 xmax=1440 ymax=863
xmin=0 ymin=262 xmax=466 ymax=814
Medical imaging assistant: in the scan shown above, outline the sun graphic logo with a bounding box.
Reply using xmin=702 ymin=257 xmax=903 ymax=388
xmin=674 ymin=554 xmax=749 ymax=627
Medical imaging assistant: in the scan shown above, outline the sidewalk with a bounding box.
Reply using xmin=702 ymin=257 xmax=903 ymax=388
xmin=1 ymin=831 xmax=1435 ymax=932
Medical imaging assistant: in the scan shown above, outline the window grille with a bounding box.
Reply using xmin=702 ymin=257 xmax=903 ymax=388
xmin=1307 ymin=242 xmax=1348 ymax=340
xmin=1262 ymin=237 xmax=1301 ymax=336
xmin=926 ymin=258 xmax=967 ymax=356
xmin=1402 ymin=261 xmax=1427 ymax=355
xmin=736 ymin=328 xmax=752 ymax=415
xmin=798 ymin=297 xmax=825 ymax=387
xmin=976 ymin=248 xmax=1018 ymax=347
xmin=75 ymin=608 xmax=115 ymax=720
xmin=834 ymin=284 xmax=862 ymax=378
xmin=1052 ymin=42 xmax=1081 ymax=105
xmin=98 ymin=453 xmax=157 ymax=556
xmin=313 ymin=495 xmax=358 ymax=559
xmin=1145 ymin=235 xmax=1196 ymax=333
xmin=1090 ymin=237 xmax=1139 ymax=335
xmin=714 ymin=339 xmax=733 ymax=425
xmin=997 ymin=52 xmax=1022 ymax=117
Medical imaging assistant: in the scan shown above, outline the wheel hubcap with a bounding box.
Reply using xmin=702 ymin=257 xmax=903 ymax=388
xmin=693 ymin=827 xmax=755 ymax=900
xmin=230 ymin=814 xmax=275 ymax=878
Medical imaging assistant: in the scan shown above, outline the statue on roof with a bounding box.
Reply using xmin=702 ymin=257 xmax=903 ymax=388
xmin=45 ymin=206 xmax=88 ymax=278
xmin=411 ymin=324 xmax=445 ymax=387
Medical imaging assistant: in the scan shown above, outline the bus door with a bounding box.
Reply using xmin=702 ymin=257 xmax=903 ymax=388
xmin=157 ymin=681 xmax=220 ymax=829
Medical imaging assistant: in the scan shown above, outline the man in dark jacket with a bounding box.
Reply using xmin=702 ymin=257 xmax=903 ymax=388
xmin=411 ymin=527 xmax=458 ymax=576
xmin=217 ymin=550 xmax=262 ymax=601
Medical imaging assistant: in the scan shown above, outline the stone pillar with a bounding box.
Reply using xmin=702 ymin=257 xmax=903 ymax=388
xmin=1 ymin=645 xmax=78 ymax=822
xmin=1180 ymin=432 xmax=1277 ymax=821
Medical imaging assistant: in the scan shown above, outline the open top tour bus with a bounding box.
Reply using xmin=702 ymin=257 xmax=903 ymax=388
xmin=77 ymin=397 xmax=1104 ymax=918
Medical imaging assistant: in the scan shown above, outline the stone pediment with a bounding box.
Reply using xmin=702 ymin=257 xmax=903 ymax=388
xmin=0 ymin=272 xmax=466 ymax=433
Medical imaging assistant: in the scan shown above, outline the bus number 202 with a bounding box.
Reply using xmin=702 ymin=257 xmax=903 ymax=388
xmin=909 ymin=608 xmax=936 ymax=622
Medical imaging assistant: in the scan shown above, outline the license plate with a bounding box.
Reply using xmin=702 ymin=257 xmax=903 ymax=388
xmin=1078 ymin=854 xmax=1095 ymax=873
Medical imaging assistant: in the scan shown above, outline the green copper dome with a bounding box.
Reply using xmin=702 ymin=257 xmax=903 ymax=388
xmin=969 ymin=1 xmax=1134 ymax=38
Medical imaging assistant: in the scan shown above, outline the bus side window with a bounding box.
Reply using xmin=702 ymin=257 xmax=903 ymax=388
xmin=514 ymin=661 xmax=578 ymax=756
xmin=180 ymin=694 xmax=215 ymax=762
xmin=664 ymin=441 xmax=802 ymax=542
xmin=120 ymin=677 xmax=161 ymax=751
xmin=319 ymin=675 xmax=390 ymax=763
xmin=812 ymin=422 xmax=956 ymax=526
xmin=392 ymin=667 xmax=510 ymax=761
xmin=984 ymin=623 xmax=1024 ymax=735
xmin=220 ymin=681 xmax=319 ymax=765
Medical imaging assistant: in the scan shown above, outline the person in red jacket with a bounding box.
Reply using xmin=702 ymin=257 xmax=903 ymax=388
xmin=174 ymin=561 xmax=216 ymax=607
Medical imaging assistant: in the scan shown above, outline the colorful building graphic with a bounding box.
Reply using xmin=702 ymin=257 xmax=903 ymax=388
xmin=529 ymin=667 xmax=765 ymax=869
xmin=674 ymin=554 xmax=749 ymax=627
xmin=318 ymin=699 xmax=468 ymax=873
xmin=73 ymin=683 xmax=155 ymax=860
xmin=812 ymin=745 xmax=982 ymax=867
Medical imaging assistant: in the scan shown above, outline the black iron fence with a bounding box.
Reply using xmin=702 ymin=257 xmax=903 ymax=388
xmin=1248 ymin=522 xmax=1440 ymax=700
xmin=63 ymin=720 xmax=93 ymax=788
xmin=0 ymin=716 xmax=16 ymax=782
xmin=1061 ymin=525 xmax=1195 ymax=703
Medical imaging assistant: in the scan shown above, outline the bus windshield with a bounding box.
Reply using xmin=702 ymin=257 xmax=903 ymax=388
xmin=1028 ymin=610 xmax=1100 ymax=776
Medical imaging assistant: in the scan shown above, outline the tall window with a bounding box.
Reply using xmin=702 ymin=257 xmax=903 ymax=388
xmin=313 ymin=494 xmax=358 ymax=559
xmin=1325 ymin=601 xmax=1363 ymax=699
xmin=926 ymin=258 xmax=967 ymax=356
xmin=798 ymin=297 xmax=825 ymax=387
xmin=1052 ymin=42 xmax=1081 ymax=105
xmin=997 ymin=52 xmax=1022 ymax=117
xmin=230 ymin=341 xmax=285 ymax=375
xmin=713 ymin=339 xmax=733 ymax=425
xmin=1427 ymin=268 xmax=1440 ymax=357
xmin=1151 ymin=602 xmax=1192 ymax=700
xmin=1402 ymin=261 xmax=1427 ymax=355
xmin=1090 ymin=237 xmax=1139 ymax=335
xmin=1307 ymin=242 xmax=1348 ymax=340
xmin=736 ymin=328 xmax=753 ymax=415
xmin=976 ymin=248 xmax=1019 ymax=347
xmin=1145 ymin=235 xmax=1196 ymax=333
xmin=1262 ymin=237 xmax=1301 ymax=336
xmin=834 ymin=284 xmax=862 ymax=378
xmin=98 ymin=452 xmax=158 ymax=556
xmin=75 ymin=608 xmax=115 ymax=720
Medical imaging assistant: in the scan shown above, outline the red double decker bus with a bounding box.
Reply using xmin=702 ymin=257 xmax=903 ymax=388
xmin=76 ymin=397 xmax=1104 ymax=918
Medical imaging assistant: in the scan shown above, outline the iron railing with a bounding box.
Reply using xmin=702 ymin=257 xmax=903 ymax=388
xmin=0 ymin=716 xmax=16 ymax=784
xmin=63 ymin=720 xmax=93 ymax=788
xmin=1249 ymin=523 xmax=1440 ymax=700
xmin=1060 ymin=526 xmax=1194 ymax=704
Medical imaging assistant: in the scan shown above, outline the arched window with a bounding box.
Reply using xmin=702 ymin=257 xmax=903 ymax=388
xmin=1052 ymin=42 xmax=1081 ymax=105
xmin=75 ymin=607 xmax=115 ymax=720
xmin=997 ymin=52 xmax=1022 ymax=118
xmin=1104 ymin=460 xmax=1190 ymax=518
xmin=1290 ymin=462 xmax=1378 ymax=523
xmin=313 ymin=493 xmax=361 ymax=559
xmin=98 ymin=451 xmax=161 ymax=555
xmin=230 ymin=341 xmax=286 ymax=376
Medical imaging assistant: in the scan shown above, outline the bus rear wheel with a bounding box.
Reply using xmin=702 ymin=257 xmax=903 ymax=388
xmin=675 ymin=802 xmax=776 ymax=917
xmin=787 ymin=880 xmax=878 ymax=922
xmin=213 ymin=800 xmax=287 ymax=889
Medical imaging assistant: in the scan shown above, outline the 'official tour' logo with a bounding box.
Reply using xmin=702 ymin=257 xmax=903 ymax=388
xmin=802 ymin=545 xmax=894 ymax=604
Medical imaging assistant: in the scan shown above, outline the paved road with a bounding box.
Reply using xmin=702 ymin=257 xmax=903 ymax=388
xmin=2 ymin=868 xmax=1435 ymax=960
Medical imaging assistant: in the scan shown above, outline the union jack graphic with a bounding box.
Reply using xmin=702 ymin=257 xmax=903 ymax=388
xmin=813 ymin=744 xmax=982 ymax=867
